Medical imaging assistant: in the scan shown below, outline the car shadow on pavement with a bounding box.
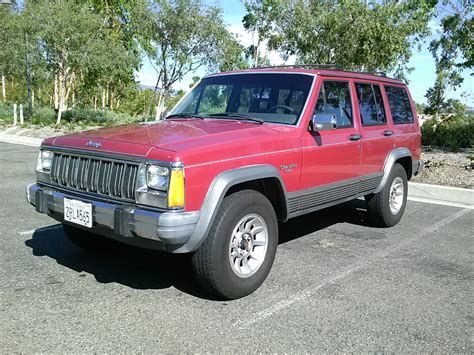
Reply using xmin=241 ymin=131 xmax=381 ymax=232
xmin=24 ymin=199 xmax=370 ymax=300
xmin=279 ymin=198 xmax=371 ymax=244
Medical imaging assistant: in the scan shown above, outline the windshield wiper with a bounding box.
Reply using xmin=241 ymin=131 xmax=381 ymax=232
xmin=207 ymin=113 xmax=264 ymax=124
xmin=165 ymin=113 xmax=205 ymax=120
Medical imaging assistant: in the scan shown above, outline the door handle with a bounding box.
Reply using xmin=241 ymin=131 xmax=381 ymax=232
xmin=349 ymin=134 xmax=361 ymax=141
xmin=383 ymin=130 xmax=393 ymax=136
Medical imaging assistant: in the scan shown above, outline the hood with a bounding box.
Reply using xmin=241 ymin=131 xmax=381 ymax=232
xmin=45 ymin=119 xmax=267 ymax=157
xmin=73 ymin=119 xmax=263 ymax=146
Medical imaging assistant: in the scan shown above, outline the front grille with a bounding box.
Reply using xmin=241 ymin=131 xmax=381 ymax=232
xmin=50 ymin=152 xmax=139 ymax=201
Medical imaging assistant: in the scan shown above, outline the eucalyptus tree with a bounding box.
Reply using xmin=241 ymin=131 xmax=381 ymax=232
xmin=26 ymin=0 xmax=140 ymax=123
xmin=85 ymin=0 xmax=144 ymax=109
xmin=425 ymin=0 xmax=473 ymax=116
xmin=243 ymin=0 xmax=282 ymax=67
xmin=244 ymin=0 xmax=437 ymax=77
xmin=0 ymin=2 xmax=23 ymax=103
xmin=140 ymin=0 xmax=242 ymax=119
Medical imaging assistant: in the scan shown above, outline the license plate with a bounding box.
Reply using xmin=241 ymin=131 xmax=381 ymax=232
xmin=64 ymin=198 xmax=93 ymax=228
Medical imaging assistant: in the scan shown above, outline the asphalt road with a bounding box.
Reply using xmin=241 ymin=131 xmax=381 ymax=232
xmin=1 ymin=141 xmax=473 ymax=352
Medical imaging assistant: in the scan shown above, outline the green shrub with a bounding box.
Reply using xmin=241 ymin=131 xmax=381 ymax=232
xmin=32 ymin=106 xmax=56 ymax=125
xmin=0 ymin=101 xmax=13 ymax=124
xmin=62 ymin=108 xmax=142 ymax=126
xmin=422 ymin=114 xmax=474 ymax=150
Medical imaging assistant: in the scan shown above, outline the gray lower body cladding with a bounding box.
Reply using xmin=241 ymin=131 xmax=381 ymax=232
xmin=287 ymin=172 xmax=384 ymax=217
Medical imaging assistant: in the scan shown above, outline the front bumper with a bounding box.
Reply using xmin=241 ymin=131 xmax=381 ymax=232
xmin=26 ymin=184 xmax=199 ymax=251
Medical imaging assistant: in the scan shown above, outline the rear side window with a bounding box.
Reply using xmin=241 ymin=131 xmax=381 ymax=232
xmin=385 ymin=86 xmax=414 ymax=124
xmin=314 ymin=81 xmax=353 ymax=128
xmin=355 ymin=83 xmax=386 ymax=125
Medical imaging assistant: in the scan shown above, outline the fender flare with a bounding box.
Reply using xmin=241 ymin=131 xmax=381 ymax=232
xmin=373 ymin=147 xmax=412 ymax=194
xmin=172 ymin=164 xmax=287 ymax=253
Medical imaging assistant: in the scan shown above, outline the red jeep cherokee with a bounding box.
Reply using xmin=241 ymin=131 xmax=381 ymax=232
xmin=27 ymin=67 xmax=423 ymax=299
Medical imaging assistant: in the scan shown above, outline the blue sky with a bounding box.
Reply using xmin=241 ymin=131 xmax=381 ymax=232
xmin=136 ymin=1 xmax=473 ymax=105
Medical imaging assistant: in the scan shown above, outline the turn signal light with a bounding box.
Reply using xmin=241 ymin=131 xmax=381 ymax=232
xmin=168 ymin=169 xmax=185 ymax=208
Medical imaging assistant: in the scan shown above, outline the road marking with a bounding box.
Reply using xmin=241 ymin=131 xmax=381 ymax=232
xmin=408 ymin=196 xmax=474 ymax=209
xmin=236 ymin=208 xmax=471 ymax=328
xmin=19 ymin=225 xmax=62 ymax=236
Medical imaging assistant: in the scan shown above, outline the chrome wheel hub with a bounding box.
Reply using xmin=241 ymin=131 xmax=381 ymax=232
xmin=229 ymin=213 xmax=268 ymax=278
xmin=389 ymin=176 xmax=404 ymax=215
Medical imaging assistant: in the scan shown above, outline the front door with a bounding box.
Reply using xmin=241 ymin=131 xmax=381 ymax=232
xmin=299 ymin=78 xmax=362 ymax=211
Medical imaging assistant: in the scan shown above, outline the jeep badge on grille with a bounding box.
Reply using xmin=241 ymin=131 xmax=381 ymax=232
xmin=86 ymin=141 xmax=101 ymax=149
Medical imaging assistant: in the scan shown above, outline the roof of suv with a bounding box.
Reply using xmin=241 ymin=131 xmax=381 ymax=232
xmin=207 ymin=67 xmax=405 ymax=85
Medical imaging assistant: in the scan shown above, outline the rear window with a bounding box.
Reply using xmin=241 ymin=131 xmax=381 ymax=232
xmin=384 ymin=86 xmax=414 ymax=124
xmin=355 ymin=83 xmax=386 ymax=125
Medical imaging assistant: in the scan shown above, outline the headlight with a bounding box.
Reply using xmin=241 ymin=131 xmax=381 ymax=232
xmin=146 ymin=165 xmax=169 ymax=191
xmin=36 ymin=150 xmax=53 ymax=172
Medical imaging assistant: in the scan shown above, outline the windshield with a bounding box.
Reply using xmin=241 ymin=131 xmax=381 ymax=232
xmin=170 ymin=73 xmax=314 ymax=125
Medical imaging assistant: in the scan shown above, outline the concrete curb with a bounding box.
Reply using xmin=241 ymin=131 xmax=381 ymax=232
xmin=408 ymin=182 xmax=474 ymax=209
xmin=0 ymin=133 xmax=43 ymax=147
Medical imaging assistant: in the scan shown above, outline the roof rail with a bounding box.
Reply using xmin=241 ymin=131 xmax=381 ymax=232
xmin=254 ymin=64 xmax=388 ymax=77
xmin=256 ymin=64 xmax=340 ymax=70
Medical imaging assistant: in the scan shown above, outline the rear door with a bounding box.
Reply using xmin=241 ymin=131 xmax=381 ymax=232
xmin=354 ymin=81 xmax=394 ymax=178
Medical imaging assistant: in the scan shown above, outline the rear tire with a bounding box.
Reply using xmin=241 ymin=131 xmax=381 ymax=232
xmin=365 ymin=163 xmax=408 ymax=227
xmin=192 ymin=190 xmax=278 ymax=300
xmin=62 ymin=224 xmax=113 ymax=251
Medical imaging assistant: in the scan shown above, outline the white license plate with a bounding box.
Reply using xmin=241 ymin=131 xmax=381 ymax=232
xmin=64 ymin=198 xmax=93 ymax=228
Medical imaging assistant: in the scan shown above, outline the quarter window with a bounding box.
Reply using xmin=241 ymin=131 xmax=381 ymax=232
xmin=314 ymin=81 xmax=353 ymax=128
xmin=355 ymin=83 xmax=386 ymax=125
xmin=385 ymin=86 xmax=414 ymax=124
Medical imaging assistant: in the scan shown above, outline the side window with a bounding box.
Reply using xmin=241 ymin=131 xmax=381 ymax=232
xmin=314 ymin=81 xmax=353 ymax=128
xmin=355 ymin=83 xmax=386 ymax=125
xmin=385 ymin=86 xmax=414 ymax=124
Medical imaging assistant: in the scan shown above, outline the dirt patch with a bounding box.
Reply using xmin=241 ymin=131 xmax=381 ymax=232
xmin=412 ymin=147 xmax=473 ymax=189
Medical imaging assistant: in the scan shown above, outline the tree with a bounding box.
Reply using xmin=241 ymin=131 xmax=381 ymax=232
xmin=139 ymin=0 xmax=243 ymax=119
xmin=85 ymin=0 xmax=144 ymax=110
xmin=0 ymin=2 xmax=24 ymax=103
xmin=25 ymin=0 xmax=140 ymax=124
xmin=215 ymin=33 xmax=251 ymax=72
xmin=425 ymin=1 xmax=473 ymax=116
xmin=244 ymin=0 xmax=437 ymax=76
xmin=242 ymin=0 xmax=282 ymax=67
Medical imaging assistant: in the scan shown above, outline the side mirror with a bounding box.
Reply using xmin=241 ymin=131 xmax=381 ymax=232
xmin=310 ymin=114 xmax=337 ymax=131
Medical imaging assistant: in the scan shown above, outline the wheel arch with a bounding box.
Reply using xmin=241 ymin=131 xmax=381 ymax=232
xmin=374 ymin=148 xmax=412 ymax=194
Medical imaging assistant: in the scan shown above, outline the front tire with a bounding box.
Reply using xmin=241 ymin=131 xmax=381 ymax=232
xmin=192 ymin=190 xmax=278 ymax=299
xmin=365 ymin=163 xmax=408 ymax=227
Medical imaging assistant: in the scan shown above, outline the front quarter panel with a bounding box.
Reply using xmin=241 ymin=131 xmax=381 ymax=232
xmin=171 ymin=164 xmax=287 ymax=253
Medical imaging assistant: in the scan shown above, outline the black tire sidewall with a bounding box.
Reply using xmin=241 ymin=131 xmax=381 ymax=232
xmin=207 ymin=191 xmax=278 ymax=299
xmin=382 ymin=163 xmax=408 ymax=226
